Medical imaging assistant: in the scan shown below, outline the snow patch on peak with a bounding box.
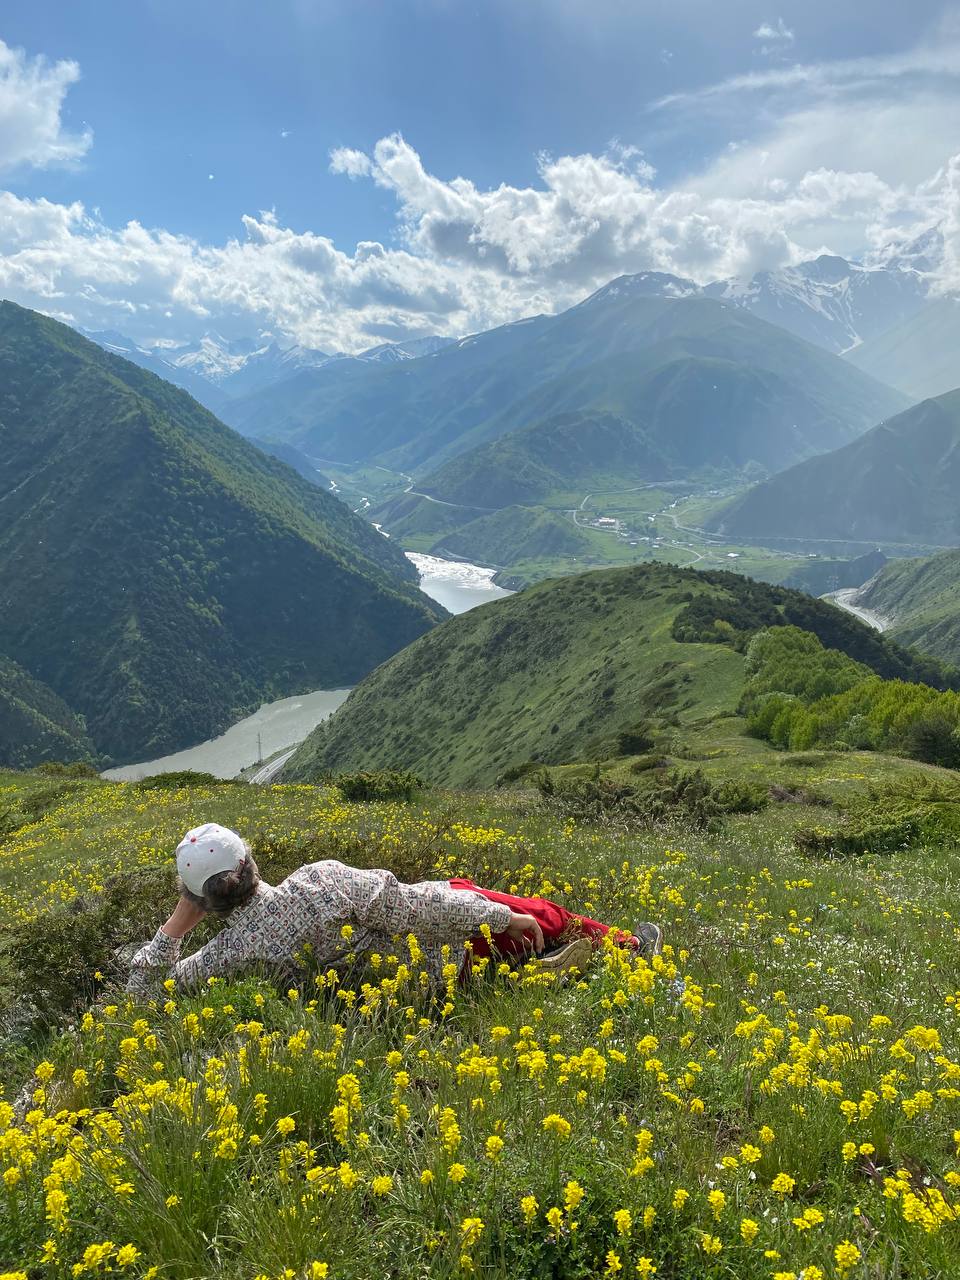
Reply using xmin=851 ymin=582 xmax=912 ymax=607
xmin=577 ymin=271 xmax=699 ymax=308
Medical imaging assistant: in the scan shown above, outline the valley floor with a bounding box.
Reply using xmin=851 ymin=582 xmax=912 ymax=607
xmin=320 ymin=462 xmax=938 ymax=592
xmin=1 ymin=744 xmax=960 ymax=1278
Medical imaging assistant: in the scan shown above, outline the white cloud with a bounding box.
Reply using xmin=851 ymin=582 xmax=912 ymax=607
xmin=0 ymin=39 xmax=91 ymax=173
xmin=753 ymin=19 xmax=794 ymax=43
xmin=6 ymin=29 xmax=960 ymax=350
xmin=5 ymin=125 xmax=960 ymax=354
xmin=329 ymin=146 xmax=372 ymax=179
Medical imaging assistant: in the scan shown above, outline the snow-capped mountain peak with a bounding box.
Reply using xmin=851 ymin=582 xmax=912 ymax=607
xmin=577 ymin=271 xmax=699 ymax=308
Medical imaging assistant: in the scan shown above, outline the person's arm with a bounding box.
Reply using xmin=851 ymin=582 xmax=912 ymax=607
xmin=125 ymin=898 xmax=245 ymax=998
xmin=334 ymin=865 xmax=544 ymax=953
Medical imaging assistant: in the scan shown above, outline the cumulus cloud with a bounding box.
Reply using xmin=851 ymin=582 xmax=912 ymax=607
xmin=6 ymin=30 xmax=960 ymax=349
xmin=0 ymin=39 xmax=91 ymax=173
xmin=329 ymin=146 xmax=372 ymax=178
xmin=4 ymin=127 xmax=960 ymax=353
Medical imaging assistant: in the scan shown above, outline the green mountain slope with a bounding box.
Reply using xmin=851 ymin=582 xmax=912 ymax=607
xmin=285 ymin=562 xmax=951 ymax=787
xmin=709 ymin=389 xmax=960 ymax=548
xmin=407 ymin=342 xmax=891 ymax=518
xmin=845 ymin=295 xmax=960 ymax=402
xmin=0 ymin=302 xmax=442 ymax=765
xmin=431 ymin=505 xmax=595 ymax=564
xmin=249 ymin=437 xmax=329 ymax=488
xmin=0 ymin=653 xmax=94 ymax=769
xmin=858 ymin=548 xmax=960 ymax=665
xmin=416 ymin=411 xmax=668 ymax=509
xmin=226 ymin=289 xmax=907 ymax=475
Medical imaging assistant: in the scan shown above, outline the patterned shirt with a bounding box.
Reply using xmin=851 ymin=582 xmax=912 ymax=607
xmin=126 ymin=860 xmax=512 ymax=998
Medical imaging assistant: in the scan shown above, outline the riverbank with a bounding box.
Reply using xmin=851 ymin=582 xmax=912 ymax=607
xmin=103 ymin=555 xmax=514 ymax=781
xmin=102 ymin=687 xmax=352 ymax=781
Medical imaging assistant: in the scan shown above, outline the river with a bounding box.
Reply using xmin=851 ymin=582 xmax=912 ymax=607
xmin=103 ymin=555 xmax=512 ymax=781
xmin=405 ymin=551 xmax=511 ymax=613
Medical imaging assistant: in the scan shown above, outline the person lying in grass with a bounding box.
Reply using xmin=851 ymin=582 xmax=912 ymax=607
xmin=126 ymin=822 xmax=663 ymax=997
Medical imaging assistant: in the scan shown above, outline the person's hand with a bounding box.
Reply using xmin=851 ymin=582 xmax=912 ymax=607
xmin=503 ymin=910 xmax=545 ymax=957
xmin=161 ymin=896 xmax=207 ymax=940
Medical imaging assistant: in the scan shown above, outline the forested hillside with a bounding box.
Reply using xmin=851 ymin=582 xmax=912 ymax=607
xmin=0 ymin=653 xmax=94 ymax=768
xmin=857 ymin=548 xmax=960 ymax=667
xmin=0 ymin=303 xmax=442 ymax=765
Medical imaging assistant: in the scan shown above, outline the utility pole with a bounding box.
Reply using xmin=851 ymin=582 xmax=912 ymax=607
xmin=257 ymin=732 xmax=262 ymax=765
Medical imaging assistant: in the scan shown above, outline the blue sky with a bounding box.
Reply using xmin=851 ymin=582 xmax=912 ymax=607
xmin=0 ymin=1 xmax=958 ymax=349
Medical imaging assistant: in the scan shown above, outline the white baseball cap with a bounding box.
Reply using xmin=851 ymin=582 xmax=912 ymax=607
xmin=176 ymin=823 xmax=247 ymax=895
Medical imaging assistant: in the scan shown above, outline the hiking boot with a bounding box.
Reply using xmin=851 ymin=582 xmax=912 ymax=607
xmin=531 ymin=937 xmax=593 ymax=976
xmin=629 ymin=922 xmax=664 ymax=959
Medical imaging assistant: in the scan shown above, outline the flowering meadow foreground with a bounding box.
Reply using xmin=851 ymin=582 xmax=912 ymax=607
xmin=0 ymin=772 xmax=959 ymax=1278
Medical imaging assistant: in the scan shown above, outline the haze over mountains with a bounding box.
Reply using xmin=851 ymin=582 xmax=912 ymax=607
xmin=711 ymin=390 xmax=960 ymax=550
xmin=223 ymin=279 xmax=907 ymax=483
xmin=82 ymin=327 xmax=457 ymax=416
xmin=12 ymin=229 xmax=960 ymax=771
xmin=0 ymin=303 xmax=442 ymax=766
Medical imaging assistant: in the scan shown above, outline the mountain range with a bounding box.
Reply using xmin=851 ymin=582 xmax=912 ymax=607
xmin=224 ymin=283 xmax=908 ymax=485
xmin=709 ymin=389 xmax=960 ymax=550
xmin=82 ymin=328 xmax=457 ymax=415
xmin=0 ymin=302 xmax=442 ymax=767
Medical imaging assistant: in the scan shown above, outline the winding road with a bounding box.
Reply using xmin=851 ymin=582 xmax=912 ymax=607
xmin=823 ymin=588 xmax=890 ymax=633
xmin=249 ymin=748 xmax=298 ymax=784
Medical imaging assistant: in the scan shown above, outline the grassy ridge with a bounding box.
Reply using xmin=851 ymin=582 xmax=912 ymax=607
xmin=286 ymin=563 xmax=958 ymax=788
xmin=1 ymin=764 xmax=960 ymax=1277
xmin=286 ymin=564 xmax=749 ymax=787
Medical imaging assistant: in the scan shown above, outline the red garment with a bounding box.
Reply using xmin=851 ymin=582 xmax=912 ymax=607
xmin=449 ymin=877 xmax=629 ymax=962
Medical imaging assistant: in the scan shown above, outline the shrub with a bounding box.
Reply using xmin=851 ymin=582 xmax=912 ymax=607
xmin=336 ymin=769 xmax=425 ymax=802
xmin=900 ymin=713 xmax=960 ymax=769
xmin=629 ymin=755 xmax=670 ymax=774
xmin=34 ymin=760 xmax=99 ymax=778
xmin=615 ymin=723 xmax=655 ymax=755
xmin=536 ymin=767 xmax=761 ymax=831
xmin=712 ymin=779 xmax=769 ymax=815
xmin=135 ymin=770 xmax=235 ymax=790
xmin=793 ymin=774 xmax=960 ymax=856
xmin=495 ymin=761 xmax=542 ymax=786
xmin=795 ymin=816 xmax=922 ymax=858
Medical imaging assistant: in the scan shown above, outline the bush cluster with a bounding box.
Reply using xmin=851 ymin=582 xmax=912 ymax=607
xmin=794 ymin=775 xmax=960 ymax=857
xmin=537 ymin=767 xmax=767 ymax=832
xmin=742 ymin=627 xmax=960 ymax=767
xmin=671 ymin=572 xmax=959 ymax=689
xmin=135 ymin=770 xmax=242 ymax=791
xmin=335 ymin=769 xmax=425 ymax=802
